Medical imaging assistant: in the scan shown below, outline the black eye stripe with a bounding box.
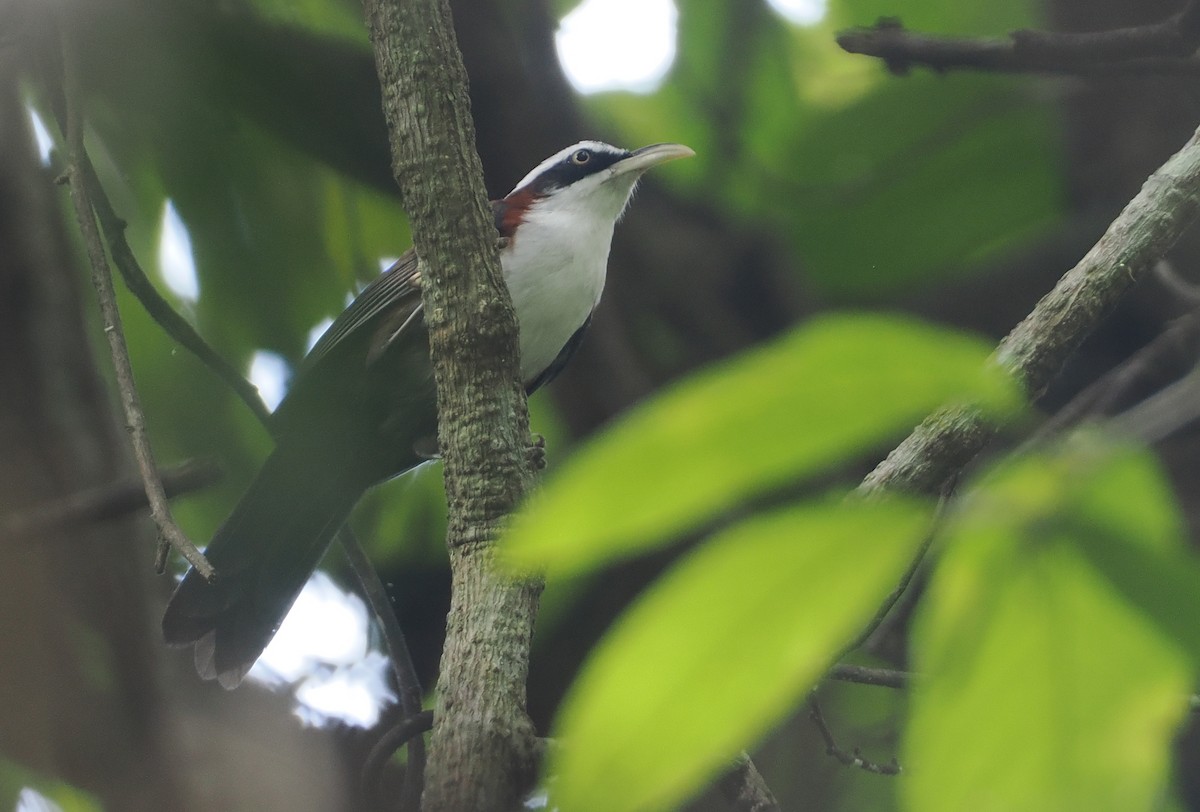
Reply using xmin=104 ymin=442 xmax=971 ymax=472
xmin=529 ymin=148 xmax=630 ymax=194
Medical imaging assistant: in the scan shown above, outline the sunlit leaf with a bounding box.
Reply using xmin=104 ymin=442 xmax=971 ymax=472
xmin=905 ymin=438 xmax=1200 ymax=812
xmin=549 ymin=493 xmax=933 ymax=811
xmin=504 ymin=313 xmax=1020 ymax=577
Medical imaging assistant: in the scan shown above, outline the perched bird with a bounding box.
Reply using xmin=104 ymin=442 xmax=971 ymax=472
xmin=162 ymin=141 xmax=695 ymax=687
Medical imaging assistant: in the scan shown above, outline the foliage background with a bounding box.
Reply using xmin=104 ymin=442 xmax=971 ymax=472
xmin=4 ymin=0 xmax=1200 ymax=808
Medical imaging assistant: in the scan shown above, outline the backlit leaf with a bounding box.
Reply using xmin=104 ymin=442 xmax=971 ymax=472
xmin=504 ymin=313 xmax=1020 ymax=577
xmin=905 ymin=439 xmax=1200 ymax=812
xmin=548 ymin=493 xmax=933 ymax=811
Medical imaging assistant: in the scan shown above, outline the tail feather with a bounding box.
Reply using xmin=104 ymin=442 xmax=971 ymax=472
xmin=162 ymin=446 xmax=366 ymax=688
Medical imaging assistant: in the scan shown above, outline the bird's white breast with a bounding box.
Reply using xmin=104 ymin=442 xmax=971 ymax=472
xmin=500 ymin=198 xmax=615 ymax=383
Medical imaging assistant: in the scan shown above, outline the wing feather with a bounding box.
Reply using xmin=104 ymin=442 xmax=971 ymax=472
xmin=302 ymin=250 xmax=422 ymax=370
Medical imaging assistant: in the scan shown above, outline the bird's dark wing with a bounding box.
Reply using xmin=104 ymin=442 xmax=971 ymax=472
xmin=301 ymin=249 xmax=423 ymax=370
xmin=270 ymin=249 xmax=428 ymax=441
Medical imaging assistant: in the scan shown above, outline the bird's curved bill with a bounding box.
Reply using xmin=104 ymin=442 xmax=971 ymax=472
xmin=612 ymin=143 xmax=696 ymax=176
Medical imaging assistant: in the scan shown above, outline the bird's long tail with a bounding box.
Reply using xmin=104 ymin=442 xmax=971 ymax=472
xmin=161 ymin=445 xmax=367 ymax=688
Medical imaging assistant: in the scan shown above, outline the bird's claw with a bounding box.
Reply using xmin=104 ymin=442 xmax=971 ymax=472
xmin=526 ymin=433 xmax=547 ymax=470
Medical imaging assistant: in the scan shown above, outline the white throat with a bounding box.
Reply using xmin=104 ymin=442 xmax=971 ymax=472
xmin=500 ymin=194 xmax=620 ymax=382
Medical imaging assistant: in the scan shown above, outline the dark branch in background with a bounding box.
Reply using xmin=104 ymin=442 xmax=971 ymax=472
xmin=1 ymin=460 xmax=221 ymax=539
xmin=1107 ymin=361 xmax=1200 ymax=443
xmin=1044 ymin=263 xmax=1200 ymax=445
xmin=361 ymin=710 xmax=436 ymax=810
xmin=808 ymin=696 xmax=902 ymax=776
xmin=828 ymin=664 xmax=911 ymax=690
xmin=847 ymin=489 xmax=950 ymax=655
xmin=59 ymin=33 xmax=213 ymax=580
xmin=858 ymin=122 xmax=1200 ymax=497
xmin=340 ymin=530 xmax=426 ymax=811
xmin=838 ymin=2 xmax=1200 ymax=76
xmin=1029 ymin=307 xmax=1200 ymax=444
xmin=715 ymin=752 xmax=781 ymax=812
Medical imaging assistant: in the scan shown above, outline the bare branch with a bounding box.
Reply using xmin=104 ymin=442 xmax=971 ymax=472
xmin=828 ymin=664 xmax=911 ymax=690
xmin=339 ymin=528 xmax=426 ymax=810
xmin=59 ymin=31 xmax=213 ymax=580
xmin=839 ymin=4 xmax=1200 ymax=76
xmin=1 ymin=460 xmax=221 ymax=539
xmin=362 ymin=710 xmax=436 ymax=810
xmin=78 ymin=160 xmax=272 ymax=426
xmin=1107 ymin=364 xmax=1200 ymax=443
xmin=848 ymin=488 xmax=951 ymax=655
xmin=1028 ymin=310 xmax=1200 ymax=444
xmin=55 ymin=90 xmax=429 ymax=770
xmin=808 ymin=696 xmax=902 ymax=776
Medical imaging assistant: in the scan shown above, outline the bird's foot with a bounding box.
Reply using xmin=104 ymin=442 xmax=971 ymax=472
xmin=526 ymin=433 xmax=547 ymax=470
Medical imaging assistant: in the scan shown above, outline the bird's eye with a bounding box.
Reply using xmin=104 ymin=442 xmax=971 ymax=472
xmin=571 ymin=149 xmax=592 ymax=165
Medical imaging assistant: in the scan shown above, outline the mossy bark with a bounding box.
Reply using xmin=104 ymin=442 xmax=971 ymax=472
xmin=362 ymin=0 xmax=543 ymax=808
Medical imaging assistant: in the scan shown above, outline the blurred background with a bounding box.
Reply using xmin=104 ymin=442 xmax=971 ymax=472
xmin=3 ymin=0 xmax=1200 ymax=808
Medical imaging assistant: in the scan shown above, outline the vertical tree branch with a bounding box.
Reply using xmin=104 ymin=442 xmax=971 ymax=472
xmin=361 ymin=0 xmax=542 ymax=809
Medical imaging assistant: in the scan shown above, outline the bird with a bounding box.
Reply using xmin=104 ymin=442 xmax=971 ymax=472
xmin=161 ymin=140 xmax=695 ymax=688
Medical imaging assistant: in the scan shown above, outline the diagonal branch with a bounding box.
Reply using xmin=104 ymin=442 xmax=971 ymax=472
xmin=59 ymin=32 xmax=213 ymax=580
xmin=78 ymin=161 xmax=272 ymax=425
xmin=1 ymin=460 xmax=221 ymax=539
xmin=860 ymin=122 xmax=1200 ymax=498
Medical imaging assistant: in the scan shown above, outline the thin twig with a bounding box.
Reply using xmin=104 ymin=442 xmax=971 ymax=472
xmin=838 ymin=3 xmax=1200 ymax=76
xmin=2 ymin=460 xmax=221 ymax=539
xmin=847 ymin=488 xmax=951 ymax=655
xmin=715 ymin=751 xmax=781 ymax=812
xmin=79 ymin=162 xmax=272 ymax=425
xmin=340 ymin=527 xmax=426 ymax=811
xmin=362 ymin=710 xmax=435 ymax=808
xmin=808 ymin=696 xmax=902 ymax=776
xmin=59 ymin=31 xmax=212 ymax=580
xmin=1107 ymin=363 xmax=1200 ymax=443
xmin=1027 ymin=310 xmax=1200 ymax=445
xmin=827 ymin=664 xmax=911 ymax=690
xmin=1153 ymin=259 xmax=1200 ymax=306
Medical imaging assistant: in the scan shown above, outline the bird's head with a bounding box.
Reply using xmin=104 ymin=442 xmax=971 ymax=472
xmin=498 ymin=141 xmax=694 ymax=237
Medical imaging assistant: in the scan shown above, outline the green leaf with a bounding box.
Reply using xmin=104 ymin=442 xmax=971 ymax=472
xmin=0 ymin=758 xmax=100 ymax=812
xmin=905 ymin=439 xmax=1199 ymax=812
xmin=548 ymin=493 xmax=933 ymax=811
xmin=503 ymin=313 xmax=1020 ymax=577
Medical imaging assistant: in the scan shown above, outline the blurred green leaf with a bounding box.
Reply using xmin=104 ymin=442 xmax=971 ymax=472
xmin=905 ymin=438 xmax=1199 ymax=812
xmin=548 ymin=493 xmax=933 ymax=812
xmin=502 ymin=313 xmax=1021 ymax=577
xmin=0 ymin=759 xmax=100 ymax=812
xmin=590 ymin=0 xmax=1062 ymax=299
